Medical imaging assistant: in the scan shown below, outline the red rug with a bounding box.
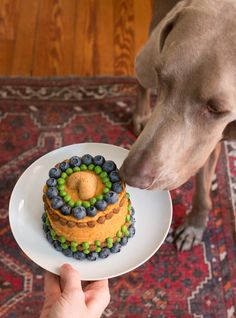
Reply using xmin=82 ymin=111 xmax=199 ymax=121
xmin=0 ymin=77 xmax=236 ymax=318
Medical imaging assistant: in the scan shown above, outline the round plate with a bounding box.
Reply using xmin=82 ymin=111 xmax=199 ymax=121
xmin=9 ymin=143 xmax=172 ymax=281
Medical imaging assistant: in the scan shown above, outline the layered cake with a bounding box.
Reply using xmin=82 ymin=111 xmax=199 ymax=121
xmin=42 ymin=154 xmax=135 ymax=261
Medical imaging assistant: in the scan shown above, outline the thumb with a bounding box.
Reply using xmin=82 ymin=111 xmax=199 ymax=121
xmin=59 ymin=264 xmax=83 ymax=295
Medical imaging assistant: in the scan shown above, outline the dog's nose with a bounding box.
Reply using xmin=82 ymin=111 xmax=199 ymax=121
xmin=120 ymin=159 xmax=154 ymax=189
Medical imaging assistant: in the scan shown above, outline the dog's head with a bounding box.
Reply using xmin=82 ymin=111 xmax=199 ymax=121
xmin=121 ymin=0 xmax=236 ymax=190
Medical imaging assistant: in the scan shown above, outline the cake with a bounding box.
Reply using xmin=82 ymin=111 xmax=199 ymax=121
xmin=42 ymin=154 xmax=135 ymax=261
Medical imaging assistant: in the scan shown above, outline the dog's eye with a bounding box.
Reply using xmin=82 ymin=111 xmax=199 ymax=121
xmin=206 ymin=99 xmax=222 ymax=115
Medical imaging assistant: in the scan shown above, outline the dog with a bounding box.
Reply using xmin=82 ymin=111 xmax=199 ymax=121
xmin=120 ymin=0 xmax=236 ymax=251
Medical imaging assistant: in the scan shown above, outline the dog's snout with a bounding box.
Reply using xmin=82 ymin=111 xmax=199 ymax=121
xmin=120 ymin=157 xmax=154 ymax=189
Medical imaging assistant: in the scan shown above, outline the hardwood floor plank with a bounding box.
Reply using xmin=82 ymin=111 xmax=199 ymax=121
xmin=73 ymin=0 xmax=95 ymax=76
xmin=12 ymin=0 xmax=39 ymax=75
xmin=0 ymin=0 xmax=19 ymax=40
xmin=93 ymin=0 xmax=114 ymax=75
xmin=134 ymin=0 xmax=151 ymax=56
xmin=33 ymin=0 xmax=76 ymax=76
xmin=0 ymin=40 xmax=13 ymax=74
xmin=113 ymin=0 xmax=135 ymax=76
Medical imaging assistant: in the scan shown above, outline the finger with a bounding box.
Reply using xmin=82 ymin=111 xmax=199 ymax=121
xmin=59 ymin=263 xmax=83 ymax=293
xmin=85 ymin=279 xmax=110 ymax=315
xmin=44 ymin=271 xmax=61 ymax=297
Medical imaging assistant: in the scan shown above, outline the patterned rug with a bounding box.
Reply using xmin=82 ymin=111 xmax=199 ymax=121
xmin=0 ymin=77 xmax=236 ymax=318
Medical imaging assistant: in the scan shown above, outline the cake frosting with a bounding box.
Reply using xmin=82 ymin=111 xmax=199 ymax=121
xmin=42 ymin=154 xmax=135 ymax=261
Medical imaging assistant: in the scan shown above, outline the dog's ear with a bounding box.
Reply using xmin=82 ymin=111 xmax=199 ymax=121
xmin=135 ymin=1 xmax=186 ymax=89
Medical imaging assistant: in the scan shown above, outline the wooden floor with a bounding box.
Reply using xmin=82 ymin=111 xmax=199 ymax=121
xmin=0 ymin=0 xmax=152 ymax=76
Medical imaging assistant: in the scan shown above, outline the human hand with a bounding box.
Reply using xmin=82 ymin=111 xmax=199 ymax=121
xmin=40 ymin=263 xmax=110 ymax=318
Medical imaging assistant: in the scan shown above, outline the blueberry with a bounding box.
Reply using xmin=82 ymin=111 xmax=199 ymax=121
xmin=87 ymin=252 xmax=99 ymax=261
xmin=73 ymin=251 xmax=86 ymax=260
xmin=43 ymin=223 xmax=49 ymax=233
xmin=46 ymin=232 xmax=53 ymax=244
xmin=49 ymin=167 xmax=62 ymax=179
xmin=112 ymin=182 xmax=123 ymax=193
xmin=109 ymin=170 xmax=120 ymax=182
xmin=46 ymin=178 xmax=57 ymax=187
xmin=131 ymin=216 xmax=136 ymax=224
xmin=60 ymin=205 xmax=72 ymax=216
xmin=59 ymin=161 xmax=70 ymax=171
xmin=93 ymin=155 xmax=105 ymax=166
xmin=72 ymin=206 xmax=86 ymax=219
xmin=69 ymin=156 xmax=81 ymax=167
xmin=53 ymin=241 xmax=63 ymax=252
xmin=41 ymin=213 xmax=47 ymax=223
xmin=102 ymin=160 xmax=116 ymax=173
xmin=120 ymin=237 xmax=128 ymax=246
xmin=95 ymin=200 xmax=108 ymax=211
xmin=86 ymin=206 xmax=97 ymax=217
xmin=128 ymin=226 xmax=135 ymax=238
xmin=51 ymin=197 xmax=64 ymax=209
xmin=130 ymin=207 xmax=135 ymax=216
xmin=110 ymin=242 xmax=122 ymax=253
xmin=99 ymin=248 xmax=111 ymax=259
xmin=62 ymin=248 xmax=73 ymax=257
xmin=81 ymin=154 xmax=93 ymax=165
xmin=104 ymin=191 xmax=119 ymax=204
xmin=46 ymin=187 xmax=59 ymax=199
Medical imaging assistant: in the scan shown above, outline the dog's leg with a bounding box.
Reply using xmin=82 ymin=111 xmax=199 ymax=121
xmin=174 ymin=142 xmax=222 ymax=251
xmin=133 ymin=84 xmax=151 ymax=135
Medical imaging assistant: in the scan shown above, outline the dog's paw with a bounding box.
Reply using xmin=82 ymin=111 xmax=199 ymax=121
xmin=133 ymin=113 xmax=151 ymax=136
xmin=174 ymin=224 xmax=205 ymax=251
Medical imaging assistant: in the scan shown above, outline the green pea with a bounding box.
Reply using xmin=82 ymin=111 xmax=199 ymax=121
xmin=71 ymin=246 xmax=77 ymax=252
xmin=126 ymin=193 xmax=130 ymax=199
xmin=75 ymin=200 xmax=82 ymax=207
xmin=71 ymin=241 xmax=78 ymax=248
xmin=82 ymin=242 xmax=89 ymax=250
xmin=46 ymin=218 xmax=50 ymax=226
xmin=61 ymin=172 xmax=67 ymax=179
xmin=88 ymin=164 xmax=95 ymax=170
xmin=105 ymin=181 xmax=112 ymax=189
xmin=57 ymin=184 xmax=65 ymax=191
xmin=66 ymin=168 xmax=73 ymax=175
xmin=64 ymin=195 xmax=71 ymax=203
xmin=94 ymin=240 xmax=101 ymax=246
xmin=96 ymin=194 xmax=103 ymax=200
xmin=116 ymin=238 xmax=121 ymax=243
xmin=61 ymin=243 xmax=68 ymax=249
xmin=59 ymin=236 xmax=66 ymax=243
xmin=94 ymin=166 xmax=102 ymax=174
xmin=80 ymin=164 xmax=87 ymax=171
xmin=73 ymin=167 xmax=80 ymax=172
xmin=95 ymin=247 xmax=102 ymax=253
xmin=106 ymin=237 xmax=113 ymax=244
xmin=103 ymin=187 xmax=109 ymax=194
xmin=90 ymin=198 xmax=97 ymax=205
xmin=126 ymin=215 xmax=131 ymax=222
xmin=50 ymin=229 xmax=56 ymax=237
xmin=121 ymin=225 xmax=127 ymax=233
xmin=59 ymin=190 xmax=67 ymax=197
xmin=102 ymin=177 xmax=110 ymax=183
xmin=128 ymin=204 xmax=132 ymax=211
xmin=124 ymin=230 xmax=129 ymax=237
xmin=82 ymin=201 xmax=90 ymax=208
xmin=83 ymin=249 xmax=90 ymax=255
xmin=100 ymin=171 xmax=107 ymax=178
xmin=57 ymin=178 xmax=65 ymax=185
xmin=116 ymin=230 xmax=122 ymax=238
xmin=107 ymin=242 xmax=113 ymax=248
xmin=68 ymin=200 xmax=75 ymax=208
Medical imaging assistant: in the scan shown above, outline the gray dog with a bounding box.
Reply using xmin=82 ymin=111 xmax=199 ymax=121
xmin=120 ymin=0 xmax=236 ymax=251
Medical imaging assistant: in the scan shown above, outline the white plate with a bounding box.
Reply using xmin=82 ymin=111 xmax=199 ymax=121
xmin=9 ymin=143 xmax=172 ymax=281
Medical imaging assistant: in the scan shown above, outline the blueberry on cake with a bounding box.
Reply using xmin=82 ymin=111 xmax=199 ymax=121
xmin=42 ymin=154 xmax=135 ymax=261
